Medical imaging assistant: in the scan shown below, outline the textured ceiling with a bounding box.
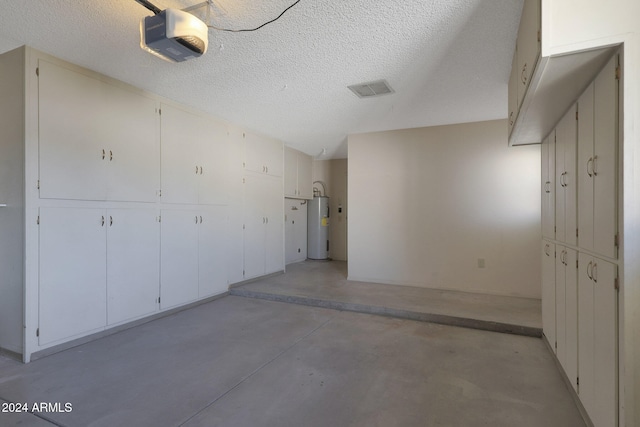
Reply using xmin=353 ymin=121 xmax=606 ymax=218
xmin=0 ymin=0 xmax=523 ymax=159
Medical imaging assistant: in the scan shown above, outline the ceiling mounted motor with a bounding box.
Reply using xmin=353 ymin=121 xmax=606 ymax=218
xmin=140 ymin=8 xmax=209 ymax=62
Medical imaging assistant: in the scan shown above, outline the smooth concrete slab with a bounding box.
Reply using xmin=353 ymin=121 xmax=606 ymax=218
xmin=233 ymin=260 xmax=542 ymax=332
xmin=184 ymin=309 xmax=583 ymax=427
xmin=0 ymin=296 xmax=581 ymax=427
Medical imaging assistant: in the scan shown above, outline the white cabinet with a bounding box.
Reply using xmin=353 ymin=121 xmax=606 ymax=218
xmin=578 ymin=56 xmax=619 ymax=259
xmin=515 ymin=0 xmax=541 ymax=110
xmin=541 ymin=240 xmax=556 ymax=350
xmin=285 ymin=199 xmax=308 ymax=264
xmin=578 ymin=253 xmax=617 ymax=427
xmin=161 ymin=103 xmax=229 ymax=205
xmin=555 ymin=246 xmax=578 ymax=392
xmin=244 ymin=132 xmax=283 ymax=177
xmin=541 ymin=130 xmax=555 ymax=239
xmin=508 ymin=44 xmax=518 ymax=136
xmin=38 ymin=60 xmax=159 ymax=202
xmin=243 ymin=174 xmax=284 ymax=280
xmin=284 ymin=147 xmax=313 ymax=199
xmin=555 ymin=104 xmax=577 ymax=245
xmin=106 ymin=209 xmax=160 ymax=325
xmin=39 ymin=207 xmax=107 ymax=345
xmin=160 ymin=208 xmax=228 ymax=309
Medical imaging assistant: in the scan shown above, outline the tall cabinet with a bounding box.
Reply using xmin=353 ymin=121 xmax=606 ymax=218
xmin=536 ymin=53 xmax=620 ymax=427
xmin=0 ymin=46 xmax=286 ymax=363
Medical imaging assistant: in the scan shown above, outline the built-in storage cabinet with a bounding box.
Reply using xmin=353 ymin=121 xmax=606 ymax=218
xmin=285 ymin=199 xmax=308 ymax=264
xmin=39 ymin=207 xmax=107 ymax=345
xmin=284 ymin=147 xmax=313 ymax=199
xmin=243 ymin=173 xmax=284 ymax=280
xmin=555 ymin=246 xmax=578 ymax=392
xmin=244 ymin=132 xmax=283 ymax=177
xmin=578 ymin=253 xmax=617 ymax=427
xmin=160 ymin=103 xmax=228 ymax=205
xmin=515 ymin=0 xmax=541 ymax=110
xmin=541 ymin=240 xmax=556 ymax=350
xmin=541 ymin=130 xmax=555 ymax=239
xmin=555 ymin=105 xmax=577 ymax=246
xmin=577 ymin=58 xmax=619 ymax=259
xmin=38 ymin=60 xmax=159 ymax=202
xmin=39 ymin=207 xmax=161 ymax=343
xmin=160 ymin=208 xmax=228 ymax=310
xmin=106 ymin=208 xmax=160 ymax=326
xmin=538 ymin=53 xmax=620 ymax=427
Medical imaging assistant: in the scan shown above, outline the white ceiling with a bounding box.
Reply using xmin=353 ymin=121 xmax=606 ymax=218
xmin=0 ymin=0 xmax=523 ymax=159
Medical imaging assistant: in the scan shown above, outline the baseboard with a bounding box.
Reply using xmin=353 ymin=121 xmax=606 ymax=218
xmin=228 ymin=270 xmax=285 ymax=289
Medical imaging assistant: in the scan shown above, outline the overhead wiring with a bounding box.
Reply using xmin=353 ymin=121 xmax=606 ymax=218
xmin=207 ymin=0 xmax=302 ymax=32
xmin=134 ymin=0 xmax=162 ymax=15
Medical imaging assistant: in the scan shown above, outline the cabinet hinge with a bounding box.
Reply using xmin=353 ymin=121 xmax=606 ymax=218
xmin=576 ymin=228 xmax=579 ymax=238
xmin=37 ymin=180 xmax=40 ymax=190
xmin=158 ymin=297 xmax=161 ymax=304
xmin=614 ymin=233 xmax=619 ymax=247
xmin=576 ymin=259 xmax=578 ymax=269
xmin=157 ymin=216 xmax=161 ymax=223
xmin=554 ymin=341 xmax=557 ymax=350
xmin=537 ymin=30 xmax=541 ymax=43
xmin=243 ymin=270 xmax=245 ymax=276
xmin=36 ymin=215 xmax=40 ymax=225
xmin=36 ymin=328 xmax=39 ymax=337
xmin=36 ymin=67 xmax=39 ymax=76
xmin=614 ymin=277 xmax=619 ymax=291
xmin=615 ymin=65 xmax=621 ymax=80
xmin=577 ymin=376 xmax=579 ymax=386
xmin=242 ymin=224 xmax=245 ymax=230
xmin=159 ymin=108 xmax=162 ymax=116
xmin=575 ymin=111 xmax=578 ymax=121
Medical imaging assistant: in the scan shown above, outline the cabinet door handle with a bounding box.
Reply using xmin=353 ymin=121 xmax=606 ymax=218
xmin=102 ymin=149 xmax=106 ymax=160
xmin=101 ymin=216 xmax=105 ymax=227
xmin=509 ymin=111 xmax=514 ymax=126
xmin=109 ymin=150 xmax=113 ymax=161
xmin=266 ymin=217 xmax=269 ymax=224
xmin=592 ymin=263 xmax=598 ymax=283
xmin=109 ymin=216 xmax=113 ymax=226
xmin=593 ymin=155 xmax=599 ymax=176
xmin=521 ymin=63 xmax=528 ymax=85
xmin=200 ymin=166 xmax=203 ymax=175
xmin=587 ymin=261 xmax=593 ymax=280
xmin=196 ymin=166 xmax=199 ymax=174
xmin=199 ymin=216 xmax=203 ymax=224
xmin=195 ymin=216 xmax=198 ymax=224
xmin=587 ymin=157 xmax=594 ymax=178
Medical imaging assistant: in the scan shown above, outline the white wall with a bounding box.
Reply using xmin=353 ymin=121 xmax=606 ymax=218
xmin=542 ymin=2 xmax=640 ymax=424
xmin=348 ymin=119 xmax=541 ymax=298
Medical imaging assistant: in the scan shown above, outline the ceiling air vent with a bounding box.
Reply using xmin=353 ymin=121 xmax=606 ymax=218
xmin=347 ymin=79 xmax=395 ymax=98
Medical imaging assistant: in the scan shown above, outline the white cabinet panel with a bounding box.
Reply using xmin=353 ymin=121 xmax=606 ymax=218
xmin=107 ymin=209 xmax=160 ymax=325
xmin=284 ymin=148 xmax=298 ymax=197
xmin=285 ymin=200 xmax=308 ymax=264
xmin=103 ymin=85 xmax=159 ymax=202
xmin=244 ymin=132 xmax=283 ymax=177
xmin=160 ymin=210 xmax=199 ymax=309
xmin=593 ymin=57 xmax=619 ymax=259
xmin=38 ymin=60 xmax=159 ymax=202
xmin=39 ymin=207 xmax=106 ymax=345
xmin=516 ymin=0 xmax=541 ymax=109
xmin=578 ymin=83 xmax=595 ymax=252
xmin=541 ymin=241 xmax=556 ymax=351
xmin=198 ymin=207 xmax=228 ymax=297
xmin=243 ymin=174 xmax=284 ymax=279
xmin=199 ymin=121 xmax=229 ymax=205
xmin=508 ymin=46 xmax=518 ymax=136
xmin=541 ymin=131 xmax=555 ymax=239
xmin=39 ymin=61 xmax=109 ymax=201
xmin=555 ymin=246 xmax=578 ymax=391
xmin=297 ymin=152 xmax=313 ymax=199
xmin=555 ymin=104 xmax=577 ymax=245
xmin=578 ymin=253 xmax=617 ymax=427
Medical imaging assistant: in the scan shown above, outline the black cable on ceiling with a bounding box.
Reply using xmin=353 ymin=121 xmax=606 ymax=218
xmin=208 ymin=0 xmax=302 ymax=32
xmin=134 ymin=0 xmax=162 ymax=15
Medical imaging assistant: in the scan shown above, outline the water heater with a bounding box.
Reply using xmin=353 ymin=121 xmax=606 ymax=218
xmin=308 ymin=196 xmax=329 ymax=260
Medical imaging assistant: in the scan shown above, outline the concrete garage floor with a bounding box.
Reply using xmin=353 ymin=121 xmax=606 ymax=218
xmin=0 ymin=296 xmax=583 ymax=427
xmin=232 ymin=261 xmax=542 ymax=336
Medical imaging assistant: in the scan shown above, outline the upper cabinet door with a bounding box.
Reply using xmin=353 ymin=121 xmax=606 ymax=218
xmin=555 ymin=105 xmax=577 ymax=245
xmin=103 ymin=84 xmax=159 ymax=203
xmin=541 ymin=131 xmax=555 ymax=239
xmin=297 ymin=152 xmax=313 ymax=199
xmin=199 ymin=120 xmax=229 ymax=205
xmin=508 ymin=45 xmax=519 ymax=135
xmin=244 ymin=132 xmax=283 ymax=177
xmin=593 ymin=56 xmax=619 ymax=259
xmin=516 ymin=0 xmax=541 ymax=108
xmin=39 ymin=60 xmax=109 ymax=200
xmin=160 ymin=104 xmax=201 ymax=205
xmin=578 ymin=83 xmax=596 ymax=252
xmin=284 ymin=147 xmax=298 ymax=197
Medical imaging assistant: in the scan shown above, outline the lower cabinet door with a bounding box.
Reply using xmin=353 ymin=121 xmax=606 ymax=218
xmin=198 ymin=207 xmax=228 ymax=297
xmin=39 ymin=207 xmax=107 ymax=345
xmin=578 ymin=253 xmax=617 ymax=427
xmin=160 ymin=210 xmax=199 ymax=309
xmin=107 ymin=209 xmax=160 ymax=325
xmin=541 ymin=241 xmax=556 ymax=350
